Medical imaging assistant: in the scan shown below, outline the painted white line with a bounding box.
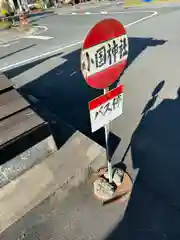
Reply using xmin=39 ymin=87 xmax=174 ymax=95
xmin=61 ymin=10 xmax=158 ymax=16
xmin=125 ymin=11 xmax=158 ymax=27
xmin=69 ymin=71 xmax=77 ymax=76
xmin=0 ymin=41 xmax=83 ymax=72
xmin=0 ymin=11 xmax=158 ymax=72
xmin=33 ymin=25 xmax=48 ymax=34
xmin=74 ymin=1 xmax=123 ymax=10
xmin=89 ymin=10 xmax=158 ymax=15
xmin=58 ymin=1 xmax=123 ymax=15
xmin=0 ymin=41 xmax=18 ymax=48
xmin=0 ymin=25 xmax=49 ymax=46
xmin=23 ymin=25 xmax=53 ymax=40
xmin=24 ymin=35 xmax=53 ymax=40
xmin=85 ymin=12 xmax=91 ymax=14
xmin=34 ymin=25 xmax=48 ymax=30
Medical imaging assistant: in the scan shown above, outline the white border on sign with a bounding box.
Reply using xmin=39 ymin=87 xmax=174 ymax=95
xmin=90 ymin=93 xmax=124 ymax=132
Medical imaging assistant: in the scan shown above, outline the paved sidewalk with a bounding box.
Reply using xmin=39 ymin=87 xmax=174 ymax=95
xmin=1 ymin=171 xmax=180 ymax=240
xmin=0 ymin=181 xmax=127 ymax=240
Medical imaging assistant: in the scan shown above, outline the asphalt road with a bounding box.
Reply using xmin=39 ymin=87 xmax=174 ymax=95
xmin=1 ymin=3 xmax=180 ymax=239
xmin=0 ymin=5 xmax=155 ymax=71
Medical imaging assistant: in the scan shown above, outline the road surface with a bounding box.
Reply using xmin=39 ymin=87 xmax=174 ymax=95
xmin=1 ymin=2 xmax=180 ymax=239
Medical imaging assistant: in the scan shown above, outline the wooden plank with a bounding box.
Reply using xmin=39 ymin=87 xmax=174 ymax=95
xmin=0 ymin=90 xmax=30 ymax=120
xmin=0 ymin=74 xmax=13 ymax=92
xmin=0 ymin=108 xmax=45 ymax=146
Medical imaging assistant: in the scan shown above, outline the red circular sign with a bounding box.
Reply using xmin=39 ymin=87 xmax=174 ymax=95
xmin=81 ymin=18 xmax=129 ymax=89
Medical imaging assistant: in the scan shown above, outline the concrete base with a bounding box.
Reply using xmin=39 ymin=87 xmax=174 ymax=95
xmin=92 ymin=167 xmax=132 ymax=204
xmin=93 ymin=177 xmax=115 ymax=201
xmin=104 ymin=167 xmax=124 ymax=186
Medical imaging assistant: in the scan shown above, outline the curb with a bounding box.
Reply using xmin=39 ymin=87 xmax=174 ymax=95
xmin=0 ymin=10 xmax=54 ymax=21
xmin=0 ymin=131 xmax=106 ymax=234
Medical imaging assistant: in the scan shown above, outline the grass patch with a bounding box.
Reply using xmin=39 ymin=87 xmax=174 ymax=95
xmin=124 ymin=0 xmax=180 ymax=6
xmin=0 ymin=20 xmax=12 ymax=30
xmin=124 ymin=0 xmax=140 ymax=5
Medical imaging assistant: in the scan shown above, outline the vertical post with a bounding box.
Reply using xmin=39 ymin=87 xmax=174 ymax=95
xmin=104 ymin=88 xmax=113 ymax=183
xmin=17 ymin=0 xmax=23 ymax=13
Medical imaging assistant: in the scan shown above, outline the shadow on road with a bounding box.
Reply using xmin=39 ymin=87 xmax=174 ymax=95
xmin=120 ymin=80 xmax=165 ymax=163
xmin=4 ymin=37 xmax=166 ymax=152
xmin=0 ymin=44 xmax=36 ymax=61
xmin=126 ymin=37 xmax=166 ymax=68
xmin=105 ymin=83 xmax=180 ymax=240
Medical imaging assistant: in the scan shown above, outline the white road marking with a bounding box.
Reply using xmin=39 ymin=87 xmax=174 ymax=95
xmin=0 ymin=11 xmax=158 ymax=72
xmin=125 ymin=10 xmax=158 ymax=27
xmin=74 ymin=1 xmax=123 ymax=10
xmin=25 ymin=25 xmax=53 ymax=40
xmin=0 ymin=41 xmax=83 ymax=72
xmin=64 ymin=9 xmax=158 ymax=16
xmin=60 ymin=1 xmax=123 ymax=15
xmin=0 ymin=25 xmax=49 ymax=47
xmin=24 ymin=35 xmax=53 ymax=40
xmin=34 ymin=25 xmax=48 ymax=32
xmin=69 ymin=71 xmax=77 ymax=76
xmin=85 ymin=12 xmax=91 ymax=14
xmin=0 ymin=41 xmax=19 ymax=48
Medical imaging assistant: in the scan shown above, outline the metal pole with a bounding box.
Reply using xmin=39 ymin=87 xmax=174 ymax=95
xmin=17 ymin=0 xmax=23 ymax=12
xmin=104 ymin=88 xmax=113 ymax=183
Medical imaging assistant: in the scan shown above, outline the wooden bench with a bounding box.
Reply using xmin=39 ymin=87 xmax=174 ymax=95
xmin=0 ymin=89 xmax=29 ymax=120
xmin=0 ymin=73 xmax=57 ymax=166
xmin=0 ymin=73 xmax=13 ymax=93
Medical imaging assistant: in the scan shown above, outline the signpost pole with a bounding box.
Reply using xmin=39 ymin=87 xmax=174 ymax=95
xmin=104 ymin=88 xmax=113 ymax=183
xmin=81 ymin=19 xmax=132 ymax=202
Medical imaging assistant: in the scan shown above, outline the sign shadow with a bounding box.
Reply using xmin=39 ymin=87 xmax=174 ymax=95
xmin=5 ymin=37 xmax=166 ymax=153
xmin=127 ymin=37 xmax=166 ymax=69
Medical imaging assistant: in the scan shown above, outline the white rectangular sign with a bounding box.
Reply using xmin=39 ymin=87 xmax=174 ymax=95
xmin=89 ymin=85 xmax=124 ymax=132
xmin=81 ymin=34 xmax=128 ymax=77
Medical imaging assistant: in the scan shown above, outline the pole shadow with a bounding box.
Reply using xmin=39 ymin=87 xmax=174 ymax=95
xmin=105 ymin=84 xmax=180 ymax=240
xmin=120 ymin=80 xmax=165 ymax=164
